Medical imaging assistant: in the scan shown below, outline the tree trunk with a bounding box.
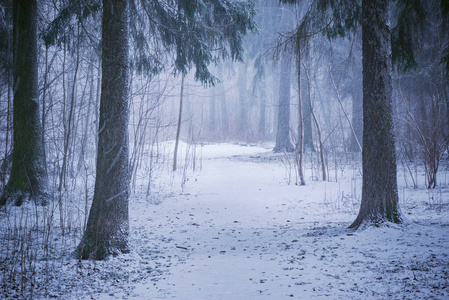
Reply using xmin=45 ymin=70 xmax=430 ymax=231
xmin=42 ymin=46 xmax=49 ymax=176
xmin=310 ymin=93 xmax=327 ymax=182
xmin=350 ymin=28 xmax=363 ymax=152
xmin=350 ymin=0 xmax=402 ymax=229
xmin=238 ymin=62 xmax=248 ymax=139
xmin=274 ymin=52 xmax=294 ymax=152
xmin=1 ymin=19 xmax=12 ymax=189
xmin=75 ymin=0 xmax=130 ymax=260
xmin=173 ymin=74 xmax=185 ymax=172
xmin=217 ymin=64 xmax=229 ymax=137
xmin=208 ymin=84 xmax=216 ymax=135
xmin=258 ymin=81 xmax=267 ymax=140
xmin=77 ymin=58 xmax=95 ymax=172
xmin=295 ymin=48 xmax=305 ymax=185
xmin=302 ymin=58 xmax=314 ymax=151
xmin=1 ymin=0 xmax=48 ymax=206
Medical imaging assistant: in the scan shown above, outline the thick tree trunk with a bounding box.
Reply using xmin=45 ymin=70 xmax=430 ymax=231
xmin=274 ymin=52 xmax=294 ymax=152
xmin=350 ymin=0 xmax=402 ymax=229
xmin=75 ymin=0 xmax=130 ymax=260
xmin=1 ymin=0 xmax=48 ymax=206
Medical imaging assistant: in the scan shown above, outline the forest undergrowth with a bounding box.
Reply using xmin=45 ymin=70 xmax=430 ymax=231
xmin=1 ymin=143 xmax=448 ymax=299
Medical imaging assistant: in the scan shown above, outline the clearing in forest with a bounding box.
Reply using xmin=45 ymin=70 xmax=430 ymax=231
xmin=1 ymin=143 xmax=448 ymax=299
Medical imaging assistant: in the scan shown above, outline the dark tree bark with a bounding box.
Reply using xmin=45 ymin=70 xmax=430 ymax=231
xmin=274 ymin=52 xmax=294 ymax=152
xmin=350 ymin=0 xmax=402 ymax=229
xmin=1 ymin=0 xmax=48 ymax=206
xmin=75 ymin=0 xmax=130 ymax=260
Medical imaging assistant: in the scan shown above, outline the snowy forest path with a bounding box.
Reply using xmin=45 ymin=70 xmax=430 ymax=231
xmin=127 ymin=144 xmax=449 ymax=300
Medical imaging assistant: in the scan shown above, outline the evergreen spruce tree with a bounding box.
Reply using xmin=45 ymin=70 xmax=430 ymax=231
xmin=349 ymin=0 xmax=401 ymax=228
xmin=74 ymin=0 xmax=131 ymax=260
xmin=279 ymin=0 xmax=402 ymax=228
xmin=46 ymin=0 xmax=256 ymax=259
xmin=1 ymin=0 xmax=49 ymax=206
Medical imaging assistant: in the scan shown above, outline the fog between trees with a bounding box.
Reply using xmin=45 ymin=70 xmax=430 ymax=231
xmin=0 ymin=0 xmax=448 ymax=292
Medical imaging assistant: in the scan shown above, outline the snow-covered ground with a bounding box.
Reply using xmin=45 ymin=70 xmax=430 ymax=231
xmin=1 ymin=143 xmax=449 ymax=299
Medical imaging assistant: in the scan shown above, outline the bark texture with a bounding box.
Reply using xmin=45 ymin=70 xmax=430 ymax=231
xmin=350 ymin=0 xmax=402 ymax=229
xmin=1 ymin=0 xmax=48 ymax=206
xmin=75 ymin=0 xmax=130 ymax=260
xmin=274 ymin=52 xmax=294 ymax=152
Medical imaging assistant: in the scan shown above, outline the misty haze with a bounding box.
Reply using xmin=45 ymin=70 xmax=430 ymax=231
xmin=0 ymin=0 xmax=448 ymax=299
